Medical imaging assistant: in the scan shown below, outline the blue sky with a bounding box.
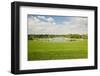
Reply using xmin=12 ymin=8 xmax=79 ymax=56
xmin=46 ymin=16 xmax=71 ymax=25
xmin=28 ymin=15 xmax=72 ymax=25
xmin=28 ymin=15 xmax=88 ymax=34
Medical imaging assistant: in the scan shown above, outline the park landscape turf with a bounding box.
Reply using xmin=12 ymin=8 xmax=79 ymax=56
xmin=28 ymin=38 xmax=88 ymax=61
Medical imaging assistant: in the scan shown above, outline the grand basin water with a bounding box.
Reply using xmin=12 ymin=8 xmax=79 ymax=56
xmin=48 ymin=37 xmax=70 ymax=42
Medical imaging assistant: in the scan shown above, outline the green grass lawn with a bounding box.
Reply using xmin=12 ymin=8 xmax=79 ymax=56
xmin=28 ymin=39 xmax=88 ymax=61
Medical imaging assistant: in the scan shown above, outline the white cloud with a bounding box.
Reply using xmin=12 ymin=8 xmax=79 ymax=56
xmin=28 ymin=16 xmax=88 ymax=35
xmin=37 ymin=16 xmax=56 ymax=25
xmin=47 ymin=17 xmax=54 ymax=22
xmin=37 ymin=16 xmax=46 ymax=20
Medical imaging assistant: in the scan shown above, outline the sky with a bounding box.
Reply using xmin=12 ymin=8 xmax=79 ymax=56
xmin=27 ymin=15 xmax=88 ymax=35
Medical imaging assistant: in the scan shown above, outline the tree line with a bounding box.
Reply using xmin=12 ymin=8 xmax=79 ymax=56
xmin=28 ymin=34 xmax=88 ymax=40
